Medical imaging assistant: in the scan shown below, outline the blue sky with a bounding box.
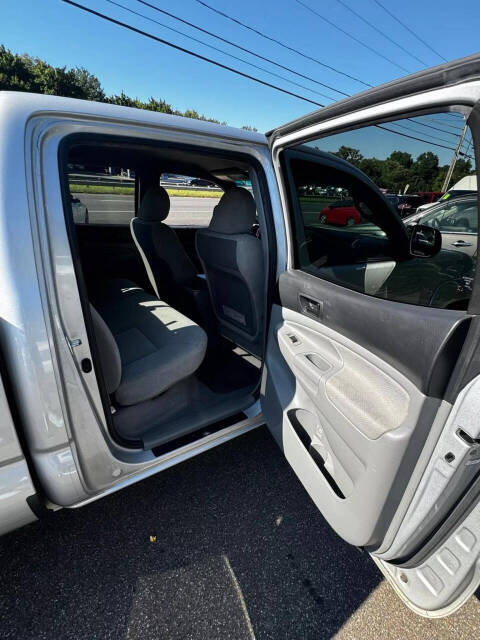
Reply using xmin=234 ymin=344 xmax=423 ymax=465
xmin=2 ymin=0 xmax=479 ymax=133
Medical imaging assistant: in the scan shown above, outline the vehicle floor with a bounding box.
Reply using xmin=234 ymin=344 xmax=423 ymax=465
xmin=113 ymin=341 xmax=261 ymax=449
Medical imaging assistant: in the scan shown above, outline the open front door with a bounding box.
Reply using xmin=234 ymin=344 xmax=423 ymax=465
xmin=262 ymin=56 xmax=480 ymax=616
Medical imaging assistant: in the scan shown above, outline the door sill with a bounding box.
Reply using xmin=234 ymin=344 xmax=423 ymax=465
xmin=68 ymin=411 xmax=264 ymax=509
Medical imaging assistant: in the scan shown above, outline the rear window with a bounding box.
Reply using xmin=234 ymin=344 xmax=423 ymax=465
xmin=159 ymin=173 xmax=223 ymax=227
xmin=68 ymin=165 xmax=134 ymax=225
xmin=68 ymin=167 xmax=224 ymax=227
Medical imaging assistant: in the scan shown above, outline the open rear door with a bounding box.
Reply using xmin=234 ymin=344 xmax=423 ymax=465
xmin=262 ymin=55 xmax=480 ymax=616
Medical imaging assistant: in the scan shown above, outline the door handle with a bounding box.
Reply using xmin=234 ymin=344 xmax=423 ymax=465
xmin=451 ymin=240 xmax=473 ymax=247
xmin=299 ymin=294 xmax=323 ymax=318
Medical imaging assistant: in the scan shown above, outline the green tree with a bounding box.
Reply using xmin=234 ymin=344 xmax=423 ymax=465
xmin=334 ymin=145 xmax=364 ymax=165
xmin=410 ymin=151 xmax=439 ymax=191
xmin=0 ymin=44 xmax=248 ymax=128
xmin=432 ymin=158 xmax=474 ymax=191
xmin=388 ymin=150 xmax=413 ymax=169
xmin=381 ymin=160 xmax=410 ymax=192
xmin=358 ymin=157 xmax=383 ymax=184
xmin=71 ymin=67 xmax=105 ymax=101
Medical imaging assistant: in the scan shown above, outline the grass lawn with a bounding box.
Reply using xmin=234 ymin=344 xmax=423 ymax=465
xmin=70 ymin=184 xmax=223 ymax=198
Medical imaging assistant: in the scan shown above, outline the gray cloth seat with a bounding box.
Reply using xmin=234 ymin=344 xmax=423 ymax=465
xmin=196 ymin=187 xmax=264 ymax=356
xmin=90 ymin=279 xmax=207 ymax=406
xmin=130 ymin=186 xmax=198 ymax=305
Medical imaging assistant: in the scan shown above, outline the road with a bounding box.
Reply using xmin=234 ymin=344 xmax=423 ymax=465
xmin=74 ymin=193 xmax=221 ymax=226
xmin=73 ymin=193 xmax=324 ymax=227
xmin=1 ymin=427 xmax=479 ymax=640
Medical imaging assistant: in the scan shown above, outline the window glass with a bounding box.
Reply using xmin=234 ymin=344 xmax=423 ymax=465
xmin=159 ymin=173 xmax=223 ymax=227
xmin=287 ymin=112 xmax=477 ymax=310
xmin=68 ymin=165 xmax=134 ymax=225
xmin=421 ymin=199 xmax=478 ymax=234
xmin=67 ymin=166 xmax=225 ymax=227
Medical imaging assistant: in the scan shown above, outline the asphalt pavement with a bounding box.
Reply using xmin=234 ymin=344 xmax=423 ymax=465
xmin=74 ymin=193 xmax=220 ymax=226
xmin=1 ymin=427 xmax=480 ymax=640
xmin=73 ymin=193 xmax=323 ymax=227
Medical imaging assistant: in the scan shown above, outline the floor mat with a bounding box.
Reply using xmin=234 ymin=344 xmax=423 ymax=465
xmin=197 ymin=343 xmax=262 ymax=394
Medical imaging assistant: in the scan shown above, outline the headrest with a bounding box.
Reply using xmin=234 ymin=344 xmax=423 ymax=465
xmin=138 ymin=186 xmax=170 ymax=222
xmin=208 ymin=187 xmax=256 ymax=234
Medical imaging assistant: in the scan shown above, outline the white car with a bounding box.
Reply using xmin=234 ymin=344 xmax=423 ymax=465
xmin=416 ymin=175 xmax=478 ymax=214
xmin=70 ymin=194 xmax=88 ymax=223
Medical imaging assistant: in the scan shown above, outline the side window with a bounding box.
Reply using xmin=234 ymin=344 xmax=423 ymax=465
xmin=286 ymin=112 xmax=477 ymax=311
xmin=159 ymin=173 xmax=223 ymax=227
xmin=68 ymin=165 xmax=135 ymax=225
xmin=422 ymin=200 xmax=478 ymax=234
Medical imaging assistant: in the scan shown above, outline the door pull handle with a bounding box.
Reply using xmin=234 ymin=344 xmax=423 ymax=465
xmin=299 ymin=294 xmax=323 ymax=318
xmin=451 ymin=240 xmax=472 ymax=247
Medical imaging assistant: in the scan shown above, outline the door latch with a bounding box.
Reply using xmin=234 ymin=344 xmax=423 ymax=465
xmin=299 ymin=294 xmax=323 ymax=318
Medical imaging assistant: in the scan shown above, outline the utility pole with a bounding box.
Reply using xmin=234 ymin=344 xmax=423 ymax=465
xmin=442 ymin=124 xmax=468 ymax=192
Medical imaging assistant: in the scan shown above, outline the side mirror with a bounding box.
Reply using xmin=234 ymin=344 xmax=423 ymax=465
xmin=409 ymin=224 xmax=442 ymax=258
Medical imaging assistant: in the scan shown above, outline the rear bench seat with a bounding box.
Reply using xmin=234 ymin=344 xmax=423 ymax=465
xmin=90 ymin=279 xmax=207 ymax=406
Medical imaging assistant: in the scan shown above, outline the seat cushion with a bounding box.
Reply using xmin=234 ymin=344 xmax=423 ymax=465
xmin=91 ymin=279 xmax=207 ymax=406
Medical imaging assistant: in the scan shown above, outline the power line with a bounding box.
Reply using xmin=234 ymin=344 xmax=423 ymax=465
xmin=390 ymin=121 xmax=463 ymax=146
xmin=139 ymin=1 xmax=463 ymax=141
xmin=170 ymin=0 xmax=460 ymax=140
xmin=138 ymin=0 xmax=348 ymax=97
xmin=193 ymin=0 xmax=372 ymax=88
xmin=378 ymin=124 xmax=473 ymax=159
xmin=61 ymin=0 xmax=325 ymax=108
xmin=423 ymin=116 xmax=465 ymax=133
xmin=372 ymin=0 xmax=448 ymax=63
xmin=295 ymin=0 xmax=412 ymax=74
xmin=462 ymin=139 xmax=474 ymax=162
xmin=406 ymin=117 xmax=463 ymax=138
xmin=193 ymin=0 xmax=467 ymax=138
xmin=105 ymin=0 xmax=336 ymax=101
xmin=334 ymin=0 xmax=428 ymax=67
xmin=60 ymin=1 xmax=468 ymax=157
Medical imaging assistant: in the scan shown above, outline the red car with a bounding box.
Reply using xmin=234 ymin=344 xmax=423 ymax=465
xmin=318 ymin=199 xmax=361 ymax=226
xmin=416 ymin=191 xmax=444 ymax=205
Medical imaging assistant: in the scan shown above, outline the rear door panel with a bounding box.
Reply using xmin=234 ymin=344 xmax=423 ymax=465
xmin=263 ymin=270 xmax=469 ymax=547
xmin=262 ymin=58 xmax=480 ymax=614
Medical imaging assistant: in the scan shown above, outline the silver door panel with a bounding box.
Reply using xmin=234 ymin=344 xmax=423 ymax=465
xmin=262 ymin=304 xmax=439 ymax=547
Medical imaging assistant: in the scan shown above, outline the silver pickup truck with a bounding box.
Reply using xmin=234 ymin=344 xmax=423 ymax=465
xmin=2 ymin=54 xmax=480 ymax=617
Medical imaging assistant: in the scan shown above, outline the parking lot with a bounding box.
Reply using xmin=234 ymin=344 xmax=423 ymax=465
xmin=1 ymin=426 xmax=480 ymax=640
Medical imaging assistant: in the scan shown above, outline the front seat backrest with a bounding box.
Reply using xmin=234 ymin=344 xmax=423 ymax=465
xmin=131 ymin=186 xmax=198 ymax=303
xmin=196 ymin=187 xmax=264 ymax=356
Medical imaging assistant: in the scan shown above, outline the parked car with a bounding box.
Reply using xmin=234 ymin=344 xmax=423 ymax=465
xmin=401 ymin=195 xmax=478 ymax=309
xmin=416 ymin=190 xmax=444 ymax=206
xmin=2 ymin=55 xmax=480 ymax=618
xmin=404 ymin=194 xmax=478 ymax=257
xmin=318 ymin=199 xmax=361 ymax=225
xmin=70 ymin=194 xmax=88 ymax=224
xmin=385 ymin=193 xmax=400 ymax=210
xmin=396 ymin=194 xmax=423 ymax=217
xmin=416 ymin=176 xmax=477 ymax=214
xmin=188 ymin=177 xmax=216 ymax=188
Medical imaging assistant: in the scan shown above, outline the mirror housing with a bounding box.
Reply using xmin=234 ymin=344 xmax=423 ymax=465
xmin=409 ymin=224 xmax=442 ymax=258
